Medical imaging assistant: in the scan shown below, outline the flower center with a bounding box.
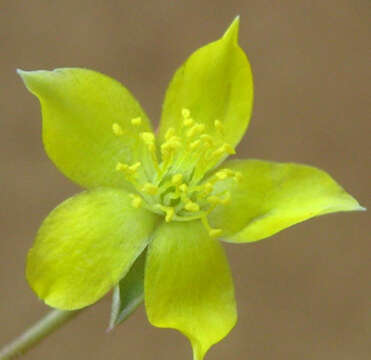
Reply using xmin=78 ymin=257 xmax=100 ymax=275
xmin=112 ymin=108 xmax=242 ymax=237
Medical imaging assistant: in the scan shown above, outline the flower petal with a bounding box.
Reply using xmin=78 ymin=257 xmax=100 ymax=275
xmin=109 ymin=249 xmax=146 ymax=330
xmin=145 ymin=221 xmax=236 ymax=360
xmin=208 ymin=159 xmax=365 ymax=243
xmin=18 ymin=68 xmax=154 ymax=190
xmin=26 ymin=188 xmax=157 ymax=310
xmin=158 ymin=17 xmax=253 ymax=172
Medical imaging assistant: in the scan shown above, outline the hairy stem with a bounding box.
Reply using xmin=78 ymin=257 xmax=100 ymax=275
xmin=0 ymin=309 xmax=81 ymax=359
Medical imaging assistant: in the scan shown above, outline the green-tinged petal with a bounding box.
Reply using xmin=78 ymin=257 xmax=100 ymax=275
xmin=158 ymin=17 xmax=253 ymax=176
xmin=145 ymin=221 xmax=236 ymax=360
xmin=18 ymin=68 xmax=154 ymax=190
xmin=208 ymin=159 xmax=365 ymax=243
xmin=26 ymin=188 xmax=157 ymax=310
xmin=109 ymin=249 xmax=146 ymax=330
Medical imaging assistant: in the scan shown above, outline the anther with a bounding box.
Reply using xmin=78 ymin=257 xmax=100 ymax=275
xmin=131 ymin=117 xmax=142 ymax=126
xmin=185 ymin=201 xmax=200 ymax=212
xmin=128 ymin=162 xmax=141 ymax=173
xmin=209 ymin=228 xmax=223 ymax=237
xmin=203 ymin=182 xmax=214 ymax=194
xmin=171 ymin=174 xmax=183 ymax=186
xmin=214 ymin=119 xmax=224 ymax=135
xmin=129 ymin=194 xmax=143 ymax=208
xmin=186 ymin=123 xmax=205 ymax=138
xmin=234 ymin=171 xmax=243 ymax=182
xmin=200 ymin=134 xmax=215 ymax=146
xmin=190 ymin=139 xmax=201 ymax=150
xmin=112 ymin=123 xmax=124 ymax=136
xmin=182 ymin=108 xmax=191 ymax=119
xmin=116 ymin=162 xmax=128 ymax=172
xmin=164 ymin=207 xmax=175 ymax=222
xmin=165 ymin=127 xmax=175 ymax=140
xmin=142 ymin=183 xmax=158 ymax=195
xmin=183 ymin=117 xmax=194 ymax=127
xmin=179 ymin=183 xmax=188 ymax=192
xmin=212 ymin=143 xmax=235 ymax=157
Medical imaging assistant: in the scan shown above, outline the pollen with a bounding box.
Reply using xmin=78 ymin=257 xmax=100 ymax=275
xmin=112 ymin=122 xmax=124 ymax=136
xmin=131 ymin=117 xmax=142 ymax=126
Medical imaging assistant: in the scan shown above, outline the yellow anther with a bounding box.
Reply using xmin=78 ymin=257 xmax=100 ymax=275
xmin=179 ymin=183 xmax=188 ymax=192
xmin=112 ymin=123 xmax=124 ymax=136
xmin=203 ymin=182 xmax=214 ymax=194
xmin=129 ymin=162 xmax=141 ymax=172
xmin=215 ymin=169 xmax=229 ymax=180
xmin=234 ymin=171 xmax=243 ymax=182
xmin=131 ymin=117 xmax=142 ymax=126
xmin=186 ymin=123 xmax=205 ymax=138
xmin=142 ymin=183 xmax=158 ymax=195
xmin=207 ymin=196 xmax=223 ymax=205
xmin=183 ymin=117 xmax=194 ymax=127
xmin=201 ymin=216 xmax=222 ymax=238
xmin=140 ymin=132 xmax=155 ymax=144
xmin=209 ymin=228 xmax=223 ymax=238
xmin=215 ymin=168 xmax=234 ymax=180
xmin=200 ymin=134 xmax=215 ymax=146
xmin=171 ymin=173 xmax=183 ymax=186
xmin=214 ymin=119 xmax=223 ymax=134
xmin=129 ymin=194 xmax=143 ymax=208
xmin=190 ymin=139 xmax=201 ymax=150
xmin=165 ymin=127 xmax=176 ymax=140
xmin=185 ymin=201 xmax=200 ymax=212
xmin=223 ymin=143 xmax=235 ymax=155
xmin=212 ymin=143 xmax=236 ymax=157
xmin=115 ymin=162 xmax=128 ymax=172
xmin=182 ymin=108 xmax=191 ymax=119
xmin=164 ymin=207 xmax=175 ymax=222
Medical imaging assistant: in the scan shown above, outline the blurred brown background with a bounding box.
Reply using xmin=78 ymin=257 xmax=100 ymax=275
xmin=0 ymin=1 xmax=369 ymax=359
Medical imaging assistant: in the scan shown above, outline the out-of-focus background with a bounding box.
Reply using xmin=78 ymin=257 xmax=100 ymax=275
xmin=0 ymin=1 xmax=369 ymax=359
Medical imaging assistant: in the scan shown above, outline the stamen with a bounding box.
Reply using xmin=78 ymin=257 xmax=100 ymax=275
xmin=201 ymin=216 xmax=222 ymax=238
xmin=131 ymin=117 xmax=142 ymax=126
xmin=182 ymin=108 xmax=191 ymax=119
xmin=142 ymin=183 xmax=158 ymax=195
xmin=164 ymin=206 xmax=175 ymax=222
xmin=179 ymin=183 xmax=188 ymax=192
xmin=234 ymin=171 xmax=243 ymax=182
xmin=214 ymin=119 xmax=224 ymax=135
xmin=129 ymin=194 xmax=143 ymax=208
xmin=185 ymin=201 xmax=200 ymax=212
xmin=165 ymin=127 xmax=175 ymax=140
xmin=189 ymin=139 xmax=201 ymax=150
xmin=183 ymin=117 xmax=194 ymax=127
xmin=212 ymin=143 xmax=236 ymax=157
xmin=171 ymin=173 xmax=183 ymax=186
xmin=186 ymin=123 xmax=205 ymax=138
xmin=112 ymin=123 xmax=124 ymax=136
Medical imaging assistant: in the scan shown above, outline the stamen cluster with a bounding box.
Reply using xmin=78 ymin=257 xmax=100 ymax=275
xmin=112 ymin=109 xmax=242 ymax=237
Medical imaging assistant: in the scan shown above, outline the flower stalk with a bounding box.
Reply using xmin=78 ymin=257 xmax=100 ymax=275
xmin=0 ymin=310 xmax=80 ymax=360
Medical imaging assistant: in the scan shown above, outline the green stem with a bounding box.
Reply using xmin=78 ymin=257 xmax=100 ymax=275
xmin=0 ymin=309 xmax=81 ymax=359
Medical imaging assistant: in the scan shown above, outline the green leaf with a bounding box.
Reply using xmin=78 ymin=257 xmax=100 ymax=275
xmin=109 ymin=249 xmax=146 ymax=330
xmin=208 ymin=159 xmax=365 ymax=243
xmin=158 ymin=17 xmax=253 ymax=173
xmin=26 ymin=188 xmax=157 ymax=310
xmin=145 ymin=221 xmax=236 ymax=360
xmin=18 ymin=68 xmax=154 ymax=190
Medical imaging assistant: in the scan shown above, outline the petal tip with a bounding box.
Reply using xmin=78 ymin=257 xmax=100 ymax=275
xmin=223 ymin=16 xmax=240 ymax=43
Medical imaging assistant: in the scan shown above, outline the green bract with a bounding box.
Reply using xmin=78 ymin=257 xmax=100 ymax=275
xmin=18 ymin=18 xmax=364 ymax=360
